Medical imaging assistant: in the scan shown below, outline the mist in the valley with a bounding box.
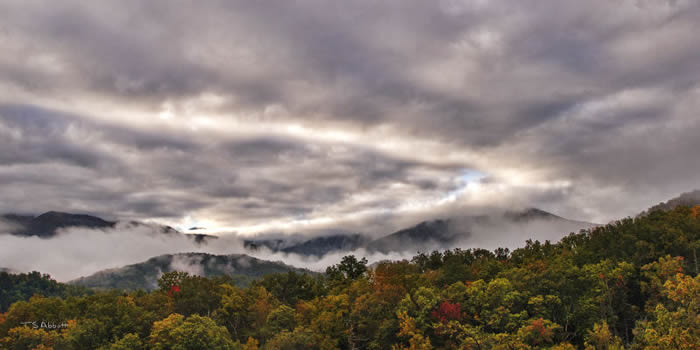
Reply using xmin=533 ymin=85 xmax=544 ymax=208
xmin=0 ymin=207 xmax=594 ymax=282
xmin=0 ymin=220 xmax=386 ymax=281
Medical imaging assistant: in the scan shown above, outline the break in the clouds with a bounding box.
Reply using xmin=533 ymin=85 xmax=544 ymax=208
xmin=0 ymin=0 xmax=699 ymax=235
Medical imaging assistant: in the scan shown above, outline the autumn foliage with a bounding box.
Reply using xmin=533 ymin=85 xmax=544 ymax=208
xmin=0 ymin=206 xmax=698 ymax=349
xmin=431 ymin=301 xmax=461 ymax=323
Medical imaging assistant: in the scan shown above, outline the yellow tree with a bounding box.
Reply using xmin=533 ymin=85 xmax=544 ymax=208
xmin=149 ymin=313 xmax=235 ymax=350
xmin=242 ymin=337 xmax=259 ymax=350
xmin=392 ymin=312 xmax=433 ymax=350
xmin=633 ymin=273 xmax=699 ymax=349
xmin=584 ymin=321 xmax=624 ymax=350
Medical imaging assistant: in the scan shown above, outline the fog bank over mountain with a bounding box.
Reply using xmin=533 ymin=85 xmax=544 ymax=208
xmin=1 ymin=188 xmax=695 ymax=282
xmin=0 ymin=206 xmax=594 ymax=281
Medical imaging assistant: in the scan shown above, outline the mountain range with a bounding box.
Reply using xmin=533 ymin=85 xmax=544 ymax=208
xmin=244 ymin=233 xmax=369 ymax=256
xmin=0 ymin=211 xmax=216 ymax=243
xmin=1 ymin=207 xmax=595 ymax=256
xmin=4 ymin=190 xmax=698 ymax=290
xmin=245 ymin=207 xmax=596 ymax=256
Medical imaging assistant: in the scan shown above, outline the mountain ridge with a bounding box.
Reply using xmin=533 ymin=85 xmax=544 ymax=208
xmin=244 ymin=207 xmax=598 ymax=256
xmin=640 ymin=189 xmax=700 ymax=216
xmin=0 ymin=211 xmax=217 ymax=243
xmin=69 ymin=252 xmax=312 ymax=291
xmin=1 ymin=211 xmax=115 ymax=237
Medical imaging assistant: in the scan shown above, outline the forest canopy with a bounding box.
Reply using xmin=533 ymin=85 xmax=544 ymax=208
xmin=0 ymin=206 xmax=698 ymax=349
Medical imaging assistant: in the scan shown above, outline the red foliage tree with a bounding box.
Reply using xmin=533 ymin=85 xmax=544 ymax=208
xmin=431 ymin=301 xmax=461 ymax=323
xmin=168 ymin=285 xmax=181 ymax=296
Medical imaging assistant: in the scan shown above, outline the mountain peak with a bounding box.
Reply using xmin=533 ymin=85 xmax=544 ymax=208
xmin=2 ymin=211 xmax=115 ymax=237
xmin=504 ymin=207 xmax=560 ymax=221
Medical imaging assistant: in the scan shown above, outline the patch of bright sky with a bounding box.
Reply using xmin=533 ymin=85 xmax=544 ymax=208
xmin=437 ymin=169 xmax=487 ymax=205
xmin=165 ymin=168 xmax=492 ymax=236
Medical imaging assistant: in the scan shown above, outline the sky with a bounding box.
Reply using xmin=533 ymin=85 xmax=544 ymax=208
xmin=1 ymin=0 xmax=699 ymax=237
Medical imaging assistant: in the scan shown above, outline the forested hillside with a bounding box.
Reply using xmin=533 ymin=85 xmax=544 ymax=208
xmin=0 ymin=272 xmax=91 ymax=313
xmin=0 ymin=206 xmax=698 ymax=349
xmin=69 ymin=253 xmax=314 ymax=291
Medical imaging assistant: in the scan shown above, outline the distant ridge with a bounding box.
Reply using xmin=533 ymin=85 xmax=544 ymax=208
xmin=1 ymin=211 xmax=115 ymax=237
xmin=245 ymin=234 xmax=368 ymax=257
xmin=641 ymin=190 xmax=700 ymax=216
xmin=1 ymin=211 xmax=218 ymax=243
xmin=365 ymin=208 xmax=596 ymax=253
xmin=281 ymin=234 xmax=368 ymax=256
xmin=245 ymin=208 xmax=596 ymax=256
xmin=69 ymin=252 xmax=311 ymax=291
xmin=367 ymin=219 xmax=456 ymax=254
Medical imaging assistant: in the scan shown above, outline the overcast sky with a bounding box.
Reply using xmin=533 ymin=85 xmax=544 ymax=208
xmin=1 ymin=0 xmax=699 ymax=236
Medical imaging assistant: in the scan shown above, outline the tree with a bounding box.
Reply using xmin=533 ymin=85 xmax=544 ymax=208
xmin=326 ymin=256 xmax=368 ymax=288
xmin=0 ymin=271 xmax=90 ymax=313
xmin=306 ymin=294 xmax=352 ymax=348
xmin=149 ymin=313 xmax=236 ymax=350
xmin=242 ymin=337 xmax=259 ymax=350
xmin=213 ymin=284 xmax=248 ymax=340
xmin=0 ymin=325 xmax=67 ymax=349
xmin=65 ymin=317 xmax=112 ymax=349
xmin=584 ymin=321 xmax=624 ymax=350
xmin=397 ymin=287 xmax=440 ymax=333
xmin=392 ymin=312 xmax=433 ymax=350
xmin=157 ymin=271 xmax=190 ymax=292
xmin=171 ymin=275 xmax=223 ymax=317
xmin=633 ymin=272 xmax=699 ymax=349
xmin=253 ymin=272 xmax=325 ymax=306
xmin=516 ymin=318 xmax=560 ymax=347
xmin=641 ymin=255 xmax=685 ymax=312
xmin=108 ymin=333 xmax=145 ymax=350
xmin=265 ymin=326 xmax=336 ymax=350
xmin=264 ymin=305 xmax=296 ymax=338
xmin=460 ymin=278 xmax=527 ymax=333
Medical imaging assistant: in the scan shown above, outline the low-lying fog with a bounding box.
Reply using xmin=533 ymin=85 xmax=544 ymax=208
xmin=0 ymin=214 xmax=593 ymax=282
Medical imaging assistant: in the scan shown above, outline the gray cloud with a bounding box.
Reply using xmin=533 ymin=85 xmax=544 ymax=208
xmin=0 ymin=0 xmax=698 ymax=237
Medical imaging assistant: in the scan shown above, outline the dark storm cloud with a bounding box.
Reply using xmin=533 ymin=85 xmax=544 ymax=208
xmin=0 ymin=105 xmax=106 ymax=167
xmin=0 ymin=0 xmax=699 ymax=232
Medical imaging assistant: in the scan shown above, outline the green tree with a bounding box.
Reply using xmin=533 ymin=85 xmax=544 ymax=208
xmin=171 ymin=275 xmax=223 ymax=317
xmin=107 ymin=332 xmax=145 ymax=350
xmin=326 ymin=256 xmax=368 ymax=289
xmin=157 ymin=271 xmax=190 ymax=292
xmin=265 ymin=326 xmax=336 ymax=350
xmin=264 ymin=305 xmax=296 ymax=338
xmin=149 ymin=313 xmax=236 ymax=350
xmin=253 ymin=272 xmax=325 ymax=306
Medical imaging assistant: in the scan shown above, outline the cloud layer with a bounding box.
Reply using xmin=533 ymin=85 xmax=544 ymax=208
xmin=0 ymin=214 xmax=590 ymax=282
xmin=1 ymin=0 xmax=699 ymax=235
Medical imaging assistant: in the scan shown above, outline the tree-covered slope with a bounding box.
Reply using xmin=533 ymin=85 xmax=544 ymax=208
xmin=0 ymin=271 xmax=90 ymax=312
xmin=641 ymin=189 xmax=700 ymax=216
xmin=69 ymin=253 xmax=313 ymax=291
xmin=0 ymin=206 xmax=697 ymax=349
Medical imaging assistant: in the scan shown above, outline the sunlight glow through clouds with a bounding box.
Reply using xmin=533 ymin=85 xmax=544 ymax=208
xmin=1 ymin=0 xmax=698 ymax=235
